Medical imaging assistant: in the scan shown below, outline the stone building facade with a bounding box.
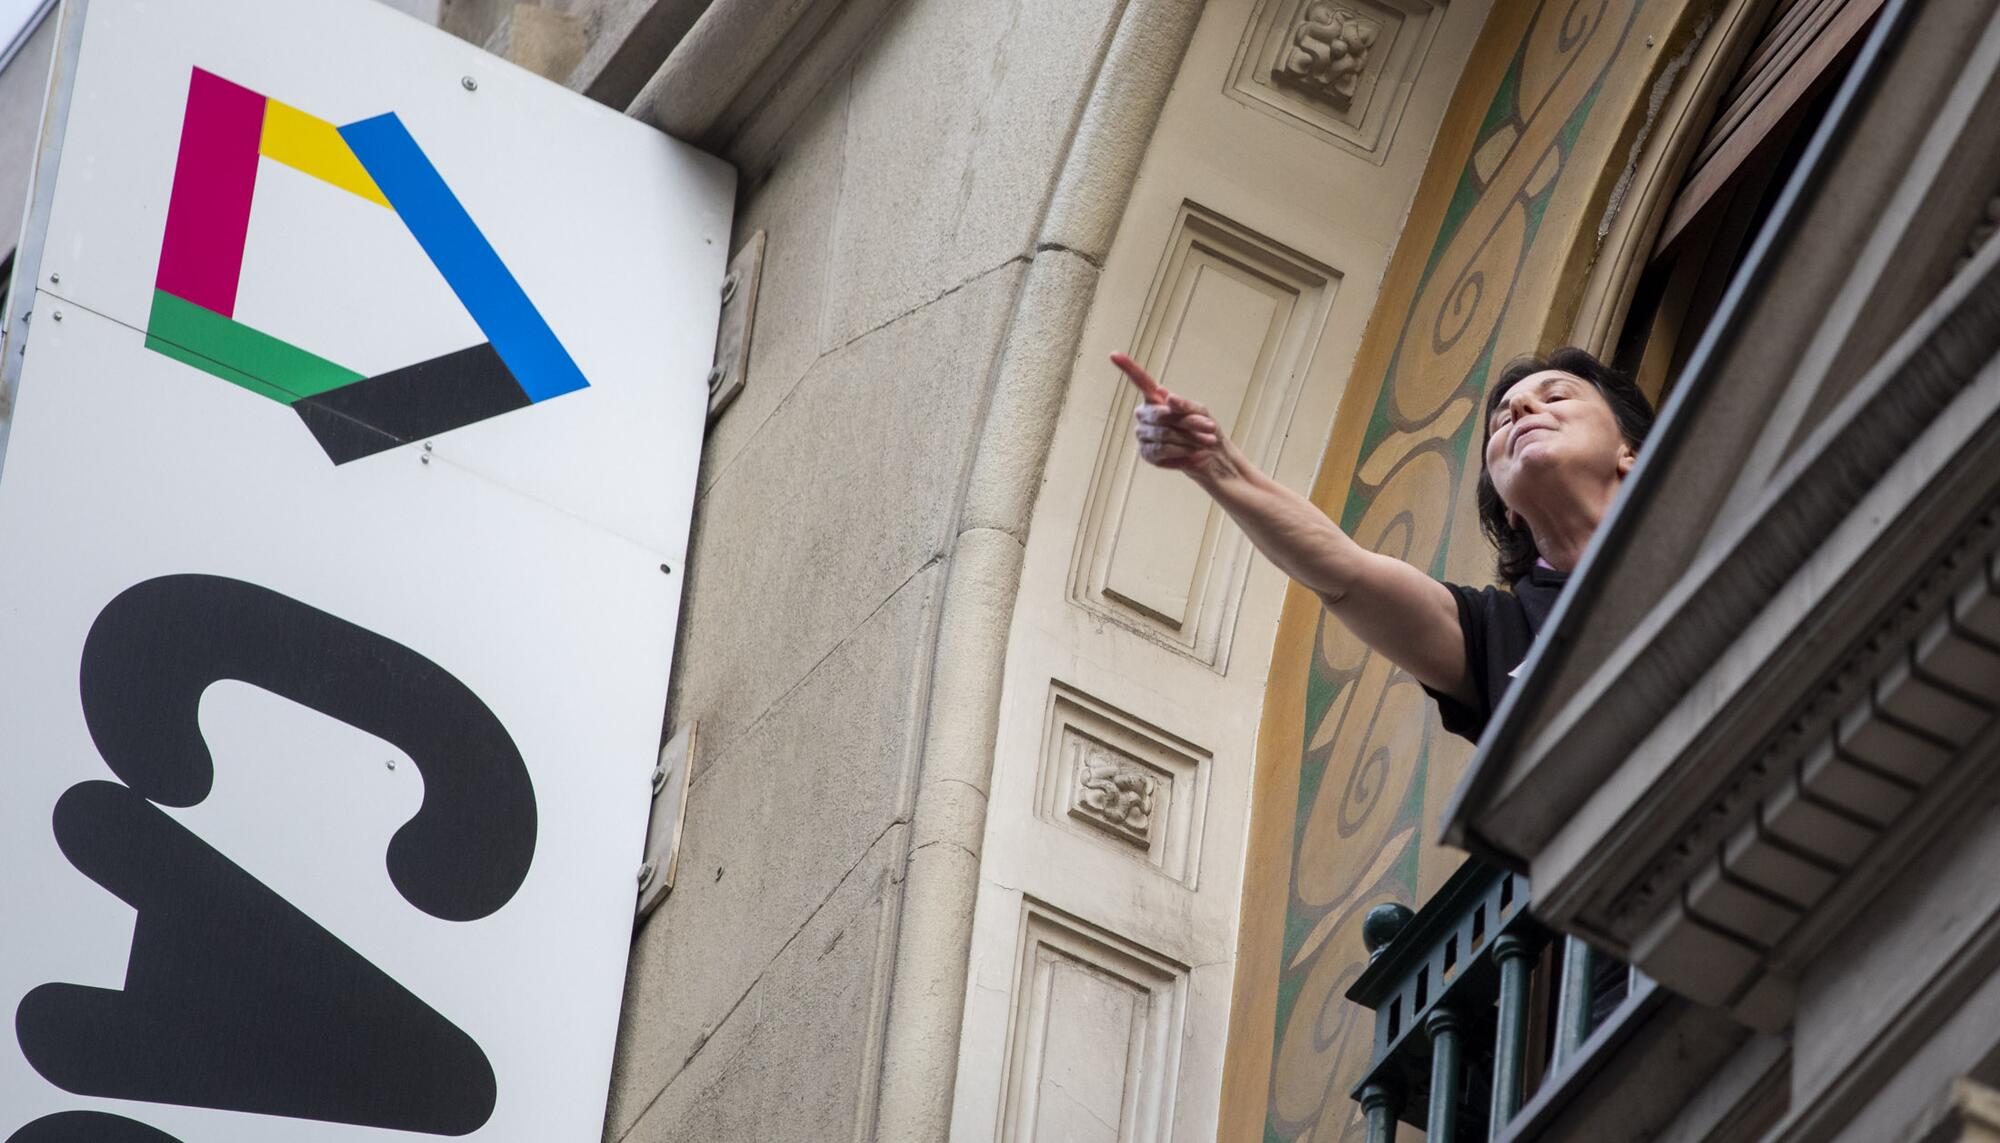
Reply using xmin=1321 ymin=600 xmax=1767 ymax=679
xmin=3 ymin=1 xmax=1997 ymax=1141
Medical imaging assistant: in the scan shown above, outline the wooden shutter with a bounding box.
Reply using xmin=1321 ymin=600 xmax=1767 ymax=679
xmin=1657 ymin=0 xmax=1888 ymax=250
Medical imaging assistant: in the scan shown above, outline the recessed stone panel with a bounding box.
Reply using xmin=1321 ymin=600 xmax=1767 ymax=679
xmin=998 ymin=902 xmax=1188 ymax=1143
xmin=1072 ymin=205 xmax=1336 ymax=669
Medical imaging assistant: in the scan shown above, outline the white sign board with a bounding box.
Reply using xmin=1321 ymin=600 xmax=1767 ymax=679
xmin=0 ymin=1 xmax=732 ymax=1139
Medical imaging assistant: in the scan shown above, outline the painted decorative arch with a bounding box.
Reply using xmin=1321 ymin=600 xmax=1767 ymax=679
xmin=1214 ymin=1 xmax=1736 ymax=1138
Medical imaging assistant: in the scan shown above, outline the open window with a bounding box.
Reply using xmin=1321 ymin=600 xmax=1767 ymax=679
xmin=1587 ymin=0 xmax=1890 ymax=400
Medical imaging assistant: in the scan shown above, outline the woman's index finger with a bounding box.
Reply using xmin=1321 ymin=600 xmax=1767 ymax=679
xmin=1110 ymin=352 xmax=1166 ymax=404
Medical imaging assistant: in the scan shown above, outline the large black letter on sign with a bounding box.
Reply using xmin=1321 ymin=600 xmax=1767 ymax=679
xmin=8 ymin=1111 xmax=186 ymax=1142
xmin=77 ymin=573 xmax=536 ymax=919
xmin=11 ymin=574 xmax=537 ymax=1137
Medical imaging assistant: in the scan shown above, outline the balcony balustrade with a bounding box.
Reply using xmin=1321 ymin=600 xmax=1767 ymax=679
xmin=1346 ymin=861 xmax=1653 ymax=1142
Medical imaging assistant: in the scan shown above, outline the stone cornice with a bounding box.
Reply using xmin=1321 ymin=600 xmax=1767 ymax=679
xmin=1523 ymin=237 xmax=2000 ymax=1028
xmin=1599 ymin=508 xmax=2000 ymax=939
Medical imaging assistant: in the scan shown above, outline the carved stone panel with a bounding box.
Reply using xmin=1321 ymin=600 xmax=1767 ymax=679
xmin=1072 ymin=204 xmax=1336 ymax=669
xmin=1229 ymin=0 xmax=1443 ymax=162
xmin=1038 ymin=685 xmax=1210 ymax=886
xmin=1072 ymin=749 xmax=1159 ymax=848
xmin=1274 ymin=4 xmax=1383 ymax=109
xmin=999 ymin=902 xmax=1189 ymax=1143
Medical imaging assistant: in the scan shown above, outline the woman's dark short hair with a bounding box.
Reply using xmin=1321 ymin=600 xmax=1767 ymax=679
xmin=1476 ymin=347 xmax=1654 ymax=584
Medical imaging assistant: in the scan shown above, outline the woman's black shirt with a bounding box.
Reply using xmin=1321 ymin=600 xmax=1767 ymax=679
xmin=1420 ymin=565 xmax=1570 ymax=744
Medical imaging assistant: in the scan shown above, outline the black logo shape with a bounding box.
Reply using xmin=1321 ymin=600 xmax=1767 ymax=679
xmin=77 ymin=574 xmax=536 ymax=921
xmin=9 ymin=1111 xmax=185 ymax=1141
xmin=10 ymin=574 xmax=537 ymax=1136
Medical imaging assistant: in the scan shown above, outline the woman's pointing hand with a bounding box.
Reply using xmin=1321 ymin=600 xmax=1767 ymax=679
xmin=1113 ymin=353 xmax=1224 ymax=473
xmin=1107 ymin=356 xmax=1472 ymax=709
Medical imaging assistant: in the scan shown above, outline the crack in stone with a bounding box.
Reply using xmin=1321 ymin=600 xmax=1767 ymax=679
xmin=909 ymin=837 xmax=980 ymax=864
xmin=685 ymin=553 xmax=945 ymax=796
xmin=615 ymin=815 xmax=914 ymax=1138
xmin=699 ymin=253 xmax=1035 ymax=499
xmin=1044 ymin=1075 xmax=1123 ymax=1137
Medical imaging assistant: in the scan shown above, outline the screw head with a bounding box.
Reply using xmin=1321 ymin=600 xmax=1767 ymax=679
xmin=48 ymin=272 xmax=59 ymax=285
xmin=420 ymin=454 xmax=431 ymax=465
xmin=423 ymin=440 xmax=434 ymax=452
xmin=719 ymin=272 xmax=740 ymax=305
xmin=705 ymin=365 xmax=726 ymax=393
xmin=461 ymin=75 xmax=478 ymax=91
xmin=651 ymin=765 xmax=668 ymax=794
xmin=637 ymin=861 xmax=657 ymax=889
xmin=385 ymin=759 xmax=397 ymax=771
xmin=50 ymin=311 xmax=61 ymax=322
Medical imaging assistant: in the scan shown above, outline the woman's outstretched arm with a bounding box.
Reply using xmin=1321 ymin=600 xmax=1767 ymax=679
xmin=1116 ymin=353 xmax=1474 ymax=705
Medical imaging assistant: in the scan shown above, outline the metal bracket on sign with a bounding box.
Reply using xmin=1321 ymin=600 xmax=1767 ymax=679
xmin=636 ymin=720 xmax=696 ymax=919
xmin=706 ymin=230 xmax=764 ymax=423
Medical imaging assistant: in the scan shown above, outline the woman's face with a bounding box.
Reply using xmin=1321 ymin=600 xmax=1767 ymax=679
xmin=1482 ymin=369 xmax=1635 ymax=517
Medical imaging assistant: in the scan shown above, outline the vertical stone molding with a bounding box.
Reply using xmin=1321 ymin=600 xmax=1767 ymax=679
xmin=870 ymin=1 xmax=1213 ymax=1138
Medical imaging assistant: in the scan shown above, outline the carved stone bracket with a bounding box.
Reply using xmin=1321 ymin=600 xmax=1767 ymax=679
xmin=1070 ymin=747 xmax=1160 ymax=848
xmin=1274 ymin=3 xmax=1383 ymax=108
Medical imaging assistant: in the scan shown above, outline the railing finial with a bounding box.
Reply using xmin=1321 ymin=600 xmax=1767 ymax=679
xmin=1362 ymin=902 xmax=1415 ymax=960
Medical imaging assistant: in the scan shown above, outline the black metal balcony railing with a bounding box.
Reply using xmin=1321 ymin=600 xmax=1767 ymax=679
xmin=1345 ymin=862 xmax=1648 ymax=1142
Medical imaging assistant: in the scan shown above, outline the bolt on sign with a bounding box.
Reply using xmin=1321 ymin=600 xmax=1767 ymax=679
xmin=0 ymin=1 xmax=732 ymax=1139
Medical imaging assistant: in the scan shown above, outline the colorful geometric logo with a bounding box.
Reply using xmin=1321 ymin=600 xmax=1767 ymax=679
xmin=148 ymin=68 xmax=589 ymax=464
